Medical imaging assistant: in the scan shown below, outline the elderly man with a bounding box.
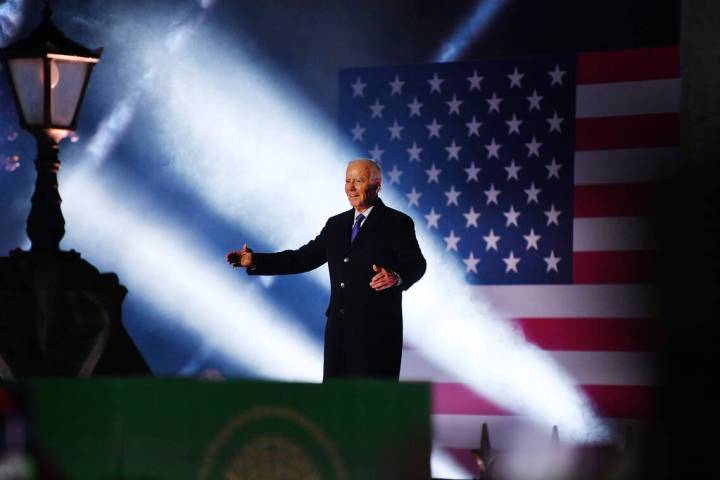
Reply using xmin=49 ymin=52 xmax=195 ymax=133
xmin=227 ymin=159 xmax=426 ymax=380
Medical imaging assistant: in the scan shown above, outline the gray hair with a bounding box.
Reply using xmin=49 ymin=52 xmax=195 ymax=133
xmin=349 ymin=158 xmax=382 ymax=185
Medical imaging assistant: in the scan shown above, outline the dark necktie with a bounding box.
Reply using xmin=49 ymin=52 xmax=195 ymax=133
xmin=351 ymin=213 xmax=365 ymax=243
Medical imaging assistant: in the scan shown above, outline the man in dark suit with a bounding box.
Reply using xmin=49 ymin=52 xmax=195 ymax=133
xmin=227 ymin=159 xmax=426 ymax=380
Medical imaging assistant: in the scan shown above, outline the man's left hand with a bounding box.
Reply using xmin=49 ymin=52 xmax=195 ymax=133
xmin=370 ymin=264 xmax=398 ymax=291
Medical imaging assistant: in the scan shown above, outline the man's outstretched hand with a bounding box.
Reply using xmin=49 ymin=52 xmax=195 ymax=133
xmin=226 ymin=244 xmax=254 ymax=268
xmin=370 ymin=264 xmax=398 ymax=291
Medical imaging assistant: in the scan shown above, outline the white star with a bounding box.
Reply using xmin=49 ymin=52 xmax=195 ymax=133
xmin=544 ymin=204 xmax=562 ymax=226
xmin=426 ymin=118 xmax=443 ymax=138
xmin=425 ymin=163 xmax=442 ymax=183
xmin=507 ymin=67 xmax=524 ymax=88
xmin=444 ymin=185 xmax=462 ymax=206
xmin=463 ymin=206 xmax=481 ymax=228
xmin=351 ymin=122 xmax=365 ymax=142
xmin=505 ymin=159 xmax=522 ymax=181
xmin=443 ymin=230 xmax=461 ymax=252
xmin=446 ymin=94 xmax=463 ymax=115
xmin=369 ymin=143 xmax=384 ymax=162
xmin=387 ymin=164 xmax=403 ymax=185
xmin=544 ymin=250 xmax=561 ymax=272
xmin=407 ymin=142 xmax=423 ymax=162
xmin=445 ymin=140 xmax=462 ymax=160
xmin=546 ymin=157 xmax=562 ymax=179
xmin=408 ymin=97 xmax=423 ymax=117
xmin=486 ymin=92 xmax=503 ymax=113
xmin=388 ymin=120 xmax=404 ymax=140
xmin=523 ymin=228 xmax=541 ymax=250
xmin=350 ymin=77 xmax=366 ymax=97
xmin=506 ymin=113 xmax=523 ymax=135
xmin=463 ymin=251 xmax=480 ymax=273
xmin=428 ymin=72 xmax=444 ymax=93
xmin=424 ymin=208 xmax=441 ymax=229
xmin=485 ymin=137 xmax=502 ymax=159
xmin=483 ymin=229 xmax=500 ymax=251
xmin=503 ymin=204 xmax=521 ymax=227
xmin=467 ymin=70 xmax=483 ymax=91
xmin=503 ymin=251 xmax=521 ymax=273
xmin=484 ymin=183 xmax=501 ymax=205
xmin=548 ymin=64 xmax=566 ymax=86
xmin=369 ymin=99 xmax=385 ymax=118
xmin=389 ymin=74 xmax=405 ymax=95
xmin=527 ymin=89 xmax=543 ymax=111
xmin=547 ymin=111 xmax=564 ymax=133
xmin=406 ymin=187 xmax=422 ymax=207
xmin=465 ymin=116 xmax=482 ymax=136
xmin=464 ymin=161 xmax=481 ymax=182
xmin=525 ymin=136 xmax=542 ymax=157
xmin=524 ymin=182 xmax=541 ymax=204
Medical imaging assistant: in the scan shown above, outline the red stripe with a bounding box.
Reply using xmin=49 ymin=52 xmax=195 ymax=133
xmin=572 ymin=251 xmax=656 ymax=284
xmin=433 ymin=383 xmax=656 ymax=418
xmin=575 ymin=113 xmax=679 ymax=151
xmin=444 ymin=447 xmax=480 ymax=476
xmin=573 ymin=182 xmax=661 ymax=217
xmin=577 ymin=46 xmax=680 ymax=84
xmin=512 ymin=317 xmax=656 ymax=352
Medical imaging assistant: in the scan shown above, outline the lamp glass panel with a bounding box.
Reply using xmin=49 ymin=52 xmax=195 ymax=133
xmin=8 ymin=58 xmax=44 ymax=125
xmin=50 ymin=60 xmax=90 ymax=128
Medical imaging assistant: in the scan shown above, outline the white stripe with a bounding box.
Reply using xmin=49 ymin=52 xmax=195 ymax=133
xmin=469 ymin=284 xmax=658 ymax=318
xmin=573 ymin=217 xmax=655 ymax=252
xmin=574 ymin=147 xmax=678 ymax=185
xmin=576 ymin=79 xmax=680 ymax=118
xmin=401 ymin=350 xmax=655 ymax=385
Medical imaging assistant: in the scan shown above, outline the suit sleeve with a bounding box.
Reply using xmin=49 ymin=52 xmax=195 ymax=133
xmin=247 ymin=223 xmax=328 ymax=276
xmin=390 ymin=214 xmax=426 ymax=291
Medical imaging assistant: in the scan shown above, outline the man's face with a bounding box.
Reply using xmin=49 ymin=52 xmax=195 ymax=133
xmin=345 ymin=162 xmax=380 ymax=211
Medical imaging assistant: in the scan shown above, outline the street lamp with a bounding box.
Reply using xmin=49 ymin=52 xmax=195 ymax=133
xmin=1 ymin=3 xmax=102 ymax=251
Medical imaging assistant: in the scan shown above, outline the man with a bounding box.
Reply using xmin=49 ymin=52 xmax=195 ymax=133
xmin=226 ymin=159 xmax=426 ymax=380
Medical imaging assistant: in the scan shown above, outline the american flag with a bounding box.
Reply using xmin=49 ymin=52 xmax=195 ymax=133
xmin=338 ymin=47 xmax=678 ymax=474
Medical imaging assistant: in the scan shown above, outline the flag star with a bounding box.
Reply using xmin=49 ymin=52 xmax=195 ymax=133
xmin=463 ymin=206 xmax=481 ymax=228
xmin=506 ymin=113 xmax=523 ymax=135
xmin=445 ymin=140 xmax=462 ymax=160
xmin=464 ymin=161 xmax=481 ymax=182
xmin=350 ymin=77 xmax=366 ymax=97
xmin=463 ymin=251 xmax=480 ymax=273
xmin=486 ymin=92 xmax=503 ymax=113
xmin=503 ymin=204 xmax=521 ymax=227
xmin=407 ymin=142 xmax=423 ymax=162
xmin=483 ymin=229 xmax=501 ymax=251
xmin=406 ymin=187 xmax=422 ymax=207
xmin=467 ymin=70 xmax=483 ymax=91
xmin=444 ymin=185 xmax=462 ymax=206
xmin=369 ymin=99 xmax=385 ymax=118
xmin=548 ymin=64 xmax=566 ymax=86
xmin=408 ymin=97 xmax=423 ymax=117
xmin=387 ymin=164 xmax=403 ymax=184
xmin=428 ymin=72 xmax=444 ymax=93
xmin=425 ymin=163 xmax=442 ymax=183
xmin=526 ymin=89 xmax=543 ymax=111
xmin=443 ymin=230 xmax=461 ymax=252
xmin=424 ymin=208 xmax=441 ymax=229
xmin=351 ymin=122 xmax=365 ymax=142
xmin=544 ymin=250 xmax=561 ymax=272
xmin=503 ymin=251 xmax=521 ymax=273
xmin=524 ymin=182 xmax=541 ymax=203
xmin=525 ymin=135 xmax=542 ymax=157
xmin=507 ymin=67 xmax=524 ymax=88
xmin=446 ymin=94 xmax=463 ymax=115
xmin=484 ymin=183 xmax=501 ymax=205
xmin=465 ymin=116 xmax=482 ymax=136
xmin=369 ymin=143 xmax=384 ymax=162
xmin=547 ymin=111 xmax=564 ymax=133
xmin=388 ymin=120 xmax=404 ymax=140
xmin=546 ymin=157 xmax=562 ymax=179
xmin=523 ymin=228 xmax=541 ymax=250
xmin=505 ymin=159 xmax=522 ymax=181
xmin=426 ymin=118 xmax=443 ymax=138
xmin=485 ymin=137 xmax=502 ymax=159
xmin=389 ymin=74 xmax=405 ymax=95
xmin=544 ymin=204 xmax=562 ymax=226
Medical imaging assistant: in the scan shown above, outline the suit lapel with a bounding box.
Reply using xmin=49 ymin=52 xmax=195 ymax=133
xmin=346 ymin=199 xmax=385 ymax=253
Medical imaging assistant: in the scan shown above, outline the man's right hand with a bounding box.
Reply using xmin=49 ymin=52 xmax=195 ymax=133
xmin=226 ymin=244 xmax=254 ymax=268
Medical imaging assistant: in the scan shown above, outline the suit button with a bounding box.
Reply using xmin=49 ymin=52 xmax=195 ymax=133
xmin=343 ymin=257 xmax=349 ymax=263
xmin=340 ymin=282 xmax=345 ymax=288
xmin=338 ymin=308 xmax=345 ymax=315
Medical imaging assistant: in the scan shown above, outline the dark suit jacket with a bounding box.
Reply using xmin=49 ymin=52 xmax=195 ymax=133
xmin=248 ymin=198 xmax=426 ymax=380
